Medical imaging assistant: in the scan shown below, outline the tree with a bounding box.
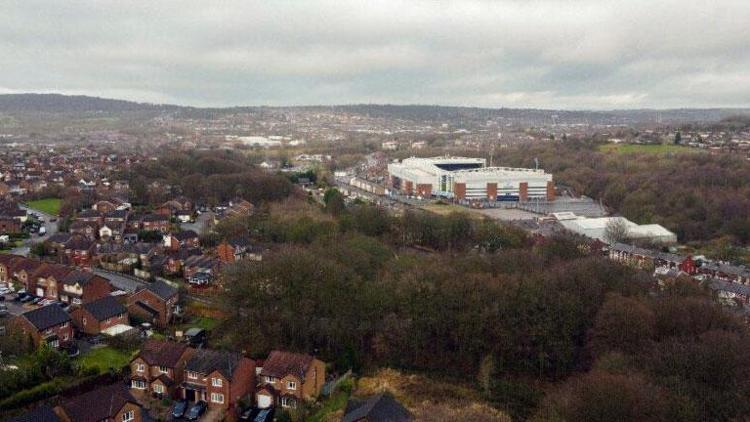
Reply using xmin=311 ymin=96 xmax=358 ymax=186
xmin=604 ymin=218 xmax=630 ymax=244
xmin=674 ymin=131 xmax=682 ymax=145
xmin=323 ymin=188 xmax=346 ymax=216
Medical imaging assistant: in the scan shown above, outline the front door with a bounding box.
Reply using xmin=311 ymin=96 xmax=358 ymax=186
xmin=185 ymin=388 xmax=196 ymax=402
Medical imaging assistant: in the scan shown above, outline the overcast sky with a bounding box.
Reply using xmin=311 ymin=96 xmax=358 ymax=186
xmin=2 ymin=0 xmax=749 ymax=109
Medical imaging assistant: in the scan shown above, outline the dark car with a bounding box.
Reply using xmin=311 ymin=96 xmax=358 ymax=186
xmin=185 ymin=401 xmax=207 ymax=421
xmin=20 ymin=294 xmax=35 ymax=303
xmin=172 ymin=400 xmax=189 ymax=419
xmin=13 ymin=293 xmax=25 ymax=302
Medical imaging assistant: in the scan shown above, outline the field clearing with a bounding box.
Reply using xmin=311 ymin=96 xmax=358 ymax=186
xmin=420 ymin=202 xmax=485 ymax=219
xmin=24 ymin=198 xmax=62 ymax=215
xmin=355 ymin=368 xmax=511 ymax=421
xmin=598 ymin=143 xmax=699 ymax=154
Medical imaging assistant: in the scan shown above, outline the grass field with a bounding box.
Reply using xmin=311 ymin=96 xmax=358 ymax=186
xmin=598 ymin=143 xmax=699 ymax=155
xmin=24 ymin=198 xmax=62 ymax=216
xmin=420 ymin=202 xmax=484 ymax=219
xmin=78 ymin=347 xmax=134 ymax=374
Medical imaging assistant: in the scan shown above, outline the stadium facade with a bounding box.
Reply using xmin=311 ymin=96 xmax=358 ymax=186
xmin=387 ymin=156 xmax=555 ymax=201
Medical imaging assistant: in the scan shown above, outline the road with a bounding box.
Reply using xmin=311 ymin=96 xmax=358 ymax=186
xmin=10 ymin=205 xmax=60 ymax=256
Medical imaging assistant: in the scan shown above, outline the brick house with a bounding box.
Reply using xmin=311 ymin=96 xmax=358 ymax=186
xmin=69 ymin=221 xmax=99 ymax=241
xmin=0 ymin=217 xmax=21 ymax=234
xmin=56 ymin=383 xmax=142 ymax=422
xmin=0 ymin=253 xmax=24 ymax=284
xmin=70 ymin=296 xmax=128 ymax=335
xmin=30 ymin=264 xmax=74 ymax=300
xmin=256 ymin=351 xmax=326 ymax=410
xmin=216 ymin=238 xmax=261 ymax=264
xmin=164 ymin=230 xmax=200 ymax=251
xmin=59 ymin=270 xmax=112 ymax=305
xmin=63 ymin=235 xmax=97 ymax=267
xmin=11 ymin=258 xmax=45 ymax=291
xmin=129 ymin=340 xmax=194 ymax=399
xmin=141 ymin=214 xmax=170 ymax=233
xmin=127 ymin=280 xmax=179 ymax=328
xmin=14 ymin=304 xmax=73 ymax=348
xmin=181 ymin=349 xmax=256 ymax=413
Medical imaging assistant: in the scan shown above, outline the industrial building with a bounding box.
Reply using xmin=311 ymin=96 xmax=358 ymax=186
xmin=554 ymin=212 xmax=677 ymax=244
xmin=387 ymin=156 xmax=555 ymax=201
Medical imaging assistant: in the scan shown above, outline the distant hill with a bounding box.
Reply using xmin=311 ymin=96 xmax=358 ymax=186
xmin=0 ymin=93 xmax=178 ymax=113
xmin=0 ymin=93 xmax=748 ymax=125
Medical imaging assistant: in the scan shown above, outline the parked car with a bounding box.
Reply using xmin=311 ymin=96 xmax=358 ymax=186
xmin=0 ymin=296 xmax=5 ymax=302
xmin=20 ymin=295 xmax=35 ymax=303
xmin=185 ymin=401 xmax=207 ymax=421
xmin=13 ymin=293 xmax=26 ymax=302
xmin=172 ymin=400 xmax=188 ymax=419
xmin=38 ymin=226 xmax=46 ymax=236
xmin=0 ymin=304 xmax=9 ymax=317
xmin=30 ymin=296 xmax=43 ymax=305
xmin=0 ymin=287 xmax=11 ymax=295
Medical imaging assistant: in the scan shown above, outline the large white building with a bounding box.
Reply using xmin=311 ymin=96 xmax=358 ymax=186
xmin=387 ymin=156 xmax=555 ymax=201
xmin=554 ymin=212 xmax=677 ymax=244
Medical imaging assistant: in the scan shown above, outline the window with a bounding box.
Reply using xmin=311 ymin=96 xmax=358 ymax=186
xmin=131 ymin=380 xmax=146 ymax=390
xmin=212 ymin=377 xmax=223 ymax=387
xmin=281 ymin=396 xmax=297 ymax=408
xmin=211 ymin=393 xmax=224 ymax=404
xmin=187 ymin=371 xmax=198 ymax=379
xmin=265 ymin=376 xmax=276 ymax=384
xmin=137 ymin=363 xmax=145 ymax=372
xmin=61 ymin=322 xmax=68 ymax=328
xmin=153 ymin=384 xmax=164 ymax=394
xmin=287 ymin=381 xmax=297 ymax=390
xmin=159 ymin=366 xmax=168 ymax=374
xmin=122 ymin=410 xmax=135 ymax=422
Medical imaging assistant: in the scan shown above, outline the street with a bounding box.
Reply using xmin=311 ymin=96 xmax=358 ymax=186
xmin=9 ymin=205 xmax=60 ymax=256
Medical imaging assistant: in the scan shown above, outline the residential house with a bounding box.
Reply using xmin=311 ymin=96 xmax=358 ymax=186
xmin=142 ymin=214 xmax=170 ymax=233
xmin=30 ymin=263 xmax=73 ymax=300
xmin=56 ymin=383 xmax=142 ymax=422
xmin=0 ymin=253 xmax=24 ymax=284
xmin=164 ymin=230 xmax=200 ymax=251
xmin=127 ymin=280 xmax=179 ymax=328
xmin=129 ymin=339 xmax=194 ymax=398
xmin=6 ymin=405 xmax=62 ymax=422
xmin=181 ymin=349 xmax=256 ymax=413
xmin=14 ymin=304 xmax=73 ymax=348
xmin=69 ymin=220 xmax=99 ymax=241
xmin=59 ymin=270 xmax=112 ymax=305
xmin=70 ymin=296 xmax=129 ymax=335
xmin=216 ymin=238 xmax=262 ymax=263
xmin=63 ymin=235 xmax=97 ymax=267
xmin=256 ymin=351 xmax=326 ymax=409
xmin=12 ymin=258 xmax=45 ymax=291
xmin=183 ymin=255 xmax=220 ymax=283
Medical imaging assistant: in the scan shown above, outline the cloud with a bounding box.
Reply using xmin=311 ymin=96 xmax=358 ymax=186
xmin=0 ymin=0 xmax=749 ymax=108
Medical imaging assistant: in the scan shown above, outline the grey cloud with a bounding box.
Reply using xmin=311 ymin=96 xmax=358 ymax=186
xmin=1 ymin=0 xmax=749 ymax=108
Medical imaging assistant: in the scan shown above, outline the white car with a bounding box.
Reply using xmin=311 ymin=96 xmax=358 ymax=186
xmin=0 ymin=288 xmax=11 ymax=295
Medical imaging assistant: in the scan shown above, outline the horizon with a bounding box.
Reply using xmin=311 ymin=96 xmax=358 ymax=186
xmin=2 ymin=92 xmax=750 ymax=113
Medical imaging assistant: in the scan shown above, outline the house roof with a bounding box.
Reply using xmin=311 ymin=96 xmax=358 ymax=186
xmin=46 ymin=232 xmax=72 ymax=244
xmin=260 ymin=351 xmax=314 ymax=381
xmin=342 ymin=393 xmax=413 ymax=422
xmin=81 ymin=296 xmax=126 ymax=321
xmin=60 ymin=383 xmax=138 ymax=422
xmin=21 ymin=304 xmax=71 ymax=331
xmin=62 ymin=270 xmax=108 ymax=287
xmin=136 ymin=339 xmax=189 ymax=367
xmin=174 ymin=230 xmax=199 ymax=241
xmin=6 ymin=405 xmax=61 ymax=422
xmin=143 ymin=280 xmax=178 ymax=300
xmin=32 ymin=263 xmax=74 ymax=281
xmin=142 ymin=214 xmax=168 ymax=222
xmin=185 ymin=349 xmax=245 ymax=379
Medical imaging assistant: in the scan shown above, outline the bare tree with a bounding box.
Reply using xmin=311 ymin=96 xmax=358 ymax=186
xmin=604 ymin=218 xmax=630 ymax=244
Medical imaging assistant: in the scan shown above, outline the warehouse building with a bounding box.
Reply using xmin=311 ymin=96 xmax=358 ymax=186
xmin=554 ymin=212 xmax=677 ymax=245
xmin=387 ymin=156 xmax=555 ymax=201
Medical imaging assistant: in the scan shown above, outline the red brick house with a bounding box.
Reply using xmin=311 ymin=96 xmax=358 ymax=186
xmin=59 ymin=270 xmax=113 ymax=305
xmin=56 ymin=383 xmax=143 ymax=422
xmin=141 ymin=214 xmax=170 ymax=233
xmin=0 ymin=253 xmax=25 ymax=284
xmin=126 ymin=280 xmax=179 ymax=328
xmin=14 ymin=304 xmax=73 ymax=348
xmin=181 ymin=349 xmax=256 ymax=413
xmin=129 ymin=340 xmax=194 ymax=399
xmin=11 ymin=258 xmax=45 ymax=291
xmin=63 ymin=235 xmax=97 ymax=267
xmin=70 ymin=296 xmax=129 ymax=335
xmin=216 ymin=238 xmax=261 ymax=264
xmin=30 ymin=263 xmax=74 ymax=300
xmin=256 ymin=351 xmax=326 ymax=410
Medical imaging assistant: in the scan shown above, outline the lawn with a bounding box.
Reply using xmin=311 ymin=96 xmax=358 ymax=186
xmin=308 ymin=391 xmax=350 ymax=422
xmin=598 ymin=143 xmax=699 ymax=155
xmin=78 ymin=346 xmax=134 ymax=374
xmin=24 ymin=198 xmax=62 ymax=216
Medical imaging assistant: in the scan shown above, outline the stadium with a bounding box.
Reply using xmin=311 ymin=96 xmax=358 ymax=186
xmin=387 ymin=156 xmax=555 ymax=201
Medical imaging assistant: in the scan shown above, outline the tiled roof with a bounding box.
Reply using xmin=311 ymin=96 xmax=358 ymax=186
xmin=185 ymin=349 xmax=245 ymax=379
xmin=136 ymin=339 xmax=189 ymax=367
xmin=260 ymin=351 xmax=314 ymax=381
xmin=81 ymin=296 xmax=126 ymax=321
xmin=21 ymin=304 xmax=71 ymax=331
xmin=60 ymin=383 xmax=138 ymax=422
